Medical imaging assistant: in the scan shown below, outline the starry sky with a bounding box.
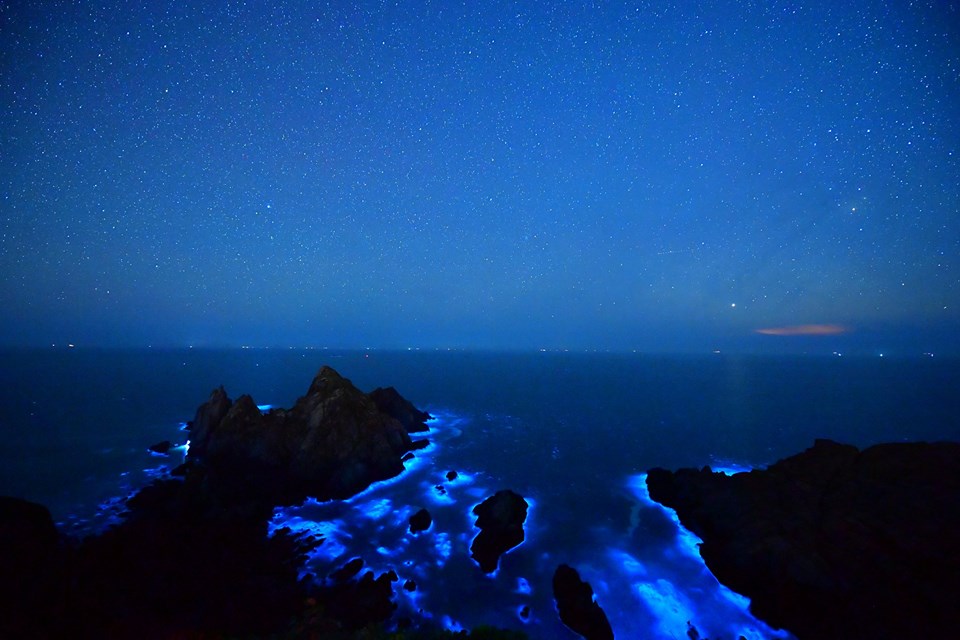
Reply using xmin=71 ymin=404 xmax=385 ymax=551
xmin=2 ymin=0 xmax=958 ymax=353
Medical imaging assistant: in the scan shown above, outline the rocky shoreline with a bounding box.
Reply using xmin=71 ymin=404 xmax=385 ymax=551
xmin=2 ymin=367 xmax=958 ymax=639
xmin=647 ymin=439 xmax=960 ymax=640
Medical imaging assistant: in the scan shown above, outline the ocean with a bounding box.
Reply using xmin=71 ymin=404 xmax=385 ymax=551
xmin=1 ymin=348 xmax=958 ymax=638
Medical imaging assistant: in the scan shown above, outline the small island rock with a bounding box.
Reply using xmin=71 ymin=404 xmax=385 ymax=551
xmin=409 ymin=508 xmax=432 ymax=534
xmin=470 ymin=490 xmax=528 ymax=573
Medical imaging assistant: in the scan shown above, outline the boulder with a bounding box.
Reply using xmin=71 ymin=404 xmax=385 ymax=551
xmin=646 ymin=439 xmax=960 ymax=640
xmin=552 ymin=564 xmax=614 ymax=640
xmin=470 ymin=490 xmax=528 ymax=573
xmin=185 ymin=366 xmax=427 ymax=506
xmin=409 ymin=508 xmax=432 ymax=534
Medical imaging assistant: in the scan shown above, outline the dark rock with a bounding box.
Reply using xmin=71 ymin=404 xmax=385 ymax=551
xmin=435 ymin=484 xmax=446 ymax=495
xmin=186 ymin=386 xmax=232 ymax=459
xmin=409 ymin=508 xmax=432 ymax=534
xmin=401 ymin=452 xmax=415 ymax=463
xmin=403 ymin=579 xmax=417 ymax=592
xmin=0 ymin=497 xmax=65 ymax=637
xmin=446 ymin=470 xmax=459 ymax=481
xmin=0 ymin=367 xmax=432 ymax=639
xmin=170 ymin=462 xmax=190 ymax=476
xmin=148 ymin=440 xmax=173 ymax=455
xmin=470 ymin=490 xmax=528 ymax=573
xmin=646 ymin=439 xmax=960 ymax=640
xmin=68 ymin=489 xmax=313 ymax=638
xmin=322 ymin=570 xmax=398 ymax=629
xmin=0 ymin=496 xmax=59 ymax=547
xmin=410 ymin=438 xmax=430 ymax=450
xmin=552 ymin=564 xmax=614 ymax=640
xmin=369 ymin=386 xmax=432 ymax=433
xmin=185 ymin=366 xmax=428 ymax=506
xmin=519 ymin=605 xmax=530 ymax=619
xmin=330 ymin=557 xmax=364 ymax=582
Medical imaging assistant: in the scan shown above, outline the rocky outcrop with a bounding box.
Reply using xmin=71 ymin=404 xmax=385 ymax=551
xmin=148 ymin=440 xmax=173 ymax=454
xmin=369 ymin=386 xmax=432 ymax=433
xmin=0 ymin=497 xmax=66 ymax=638
xmin=186 ymin=366 xmax=425 ymax=506
xmin=646 ymin=439 xmax=960 ymax=640
xmin=470 ymin=490 xmax=528 ymax=573
xmin=552 ymin=564 xmax=614 ymax=640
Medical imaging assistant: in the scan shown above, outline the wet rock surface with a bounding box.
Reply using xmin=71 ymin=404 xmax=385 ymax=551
xmin=646 ymin=439 xmax=960 ymax=640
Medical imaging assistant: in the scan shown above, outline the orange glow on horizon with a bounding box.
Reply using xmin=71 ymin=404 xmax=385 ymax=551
xmin=755 ymin=324 xmax=849 ymax=336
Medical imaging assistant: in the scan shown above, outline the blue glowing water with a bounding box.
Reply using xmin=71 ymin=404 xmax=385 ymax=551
xmin=1 ymin=349 xmax=958 ymax=638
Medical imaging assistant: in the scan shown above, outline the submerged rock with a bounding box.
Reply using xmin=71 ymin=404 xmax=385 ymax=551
xmin=470 ymin=490 xmax=528 ymax=573
xmin=646 ymin=439 xmax=960 ymax=640
xmin=552 ymin=564 xmax=614 ymax=640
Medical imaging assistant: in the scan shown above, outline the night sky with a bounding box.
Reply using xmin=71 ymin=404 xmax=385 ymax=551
xmin=2 ymin=1 xmax=958 ymax=353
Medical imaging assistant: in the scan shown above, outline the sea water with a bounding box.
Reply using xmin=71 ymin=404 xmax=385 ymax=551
xmin=1 ymin=348 xmax=958 ymax=638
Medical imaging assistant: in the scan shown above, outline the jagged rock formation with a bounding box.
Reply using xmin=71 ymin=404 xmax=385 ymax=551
xmin=470 ymin=490 xmax=528 ymax=573
xmin=552 ymin=564 xmax=614 ymax=640
xmin=185 ymin=366 xmax=423 ymax=506
xmin=0 ymin=497 xmax=66 ymax=638
xmin=646 ymin=439 xmax=960 ymax=640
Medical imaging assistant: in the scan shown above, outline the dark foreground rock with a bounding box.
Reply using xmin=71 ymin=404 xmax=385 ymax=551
xmin=470 ymin=490 xmax=528 ymax=573
xmin=646 ymin=439 xmax=960 ymax=640
xmin=552 ymin=564 xmax=614 ymax=640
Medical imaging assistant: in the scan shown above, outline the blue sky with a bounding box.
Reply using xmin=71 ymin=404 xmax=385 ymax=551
xmin=2 ymin=1 xmax=958 ymax=353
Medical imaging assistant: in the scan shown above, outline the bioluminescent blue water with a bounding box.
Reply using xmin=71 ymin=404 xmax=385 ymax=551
xmin=2 ymin=349 xmax=958 ymax=637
